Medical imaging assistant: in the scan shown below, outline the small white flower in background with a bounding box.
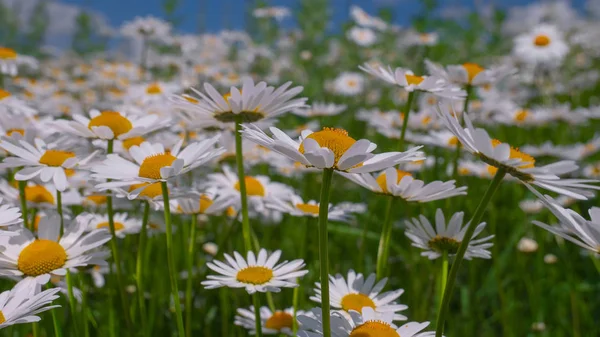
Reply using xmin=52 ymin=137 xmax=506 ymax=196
xmin=0 ymin=280 xmax=61 ymax=328
xmin=235 ymin=306 xmax=300 ymax=336
xmin=405 ymin=209 xmax=493 ymax=260
xmin=350 ymin=5 xmax=388 ymax=31
xmin=517 ymin=237 xmax=539 ymax=253
xmin=292 ymin=102 xmax=347 ymax=118
xmin=202 ymin=249 xmax=308 ymax=294
xmin=266 ymin=193 xmax=362 ymax=222
xmin=513 ymin=24 xmax=569 ymax=66
xmin=425 ymin=59 xmax=515 ymax=87
xmin=0 ymin=197 xmax=22 ymax=229
xmin=531 ymin=322 xmax=546 ymax=332
xmin=253 ymin=6 xmax=291 ymax=21
xmin=120 ymin=16 xmax=172 ymax=40
xmin=544 ymin=254 xmax=558 ymax=264
xmin=348 ymin=27 xmax=377 ymax=47
xmin=79 ymin=212 xmax=142 ymax=239
xmin=403 ymin=30 xmax=439 ymax=46
xmin=0 ymin=47 xmax=38 ymax=76
xmin=332 ymin=72 xmax=365 ymax=96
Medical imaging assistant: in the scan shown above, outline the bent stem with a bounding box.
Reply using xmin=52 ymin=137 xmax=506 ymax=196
xmin=185 ymin=214 xmax=199 ymax=337
xmin=435 ymin=168 xmax=506 ymax=337
xmin=252 ymin=293 xmax=264 ymax=337
xmin=451 ymin=84 xmax=472 ymax=179
xmin=234 ymin=117 xmax=253 ymax=251
xmin=17 ymin=180 xmax=29 ymax=229
xmin=136 ymin=200 xmax=150 ymax=332
xmin=376 ymin=197 xmax=395 ymax=279
xmin=318 ymin=168 xmax=334 ymax=337
xmin=161 ymin=181 xmax=186 ymax=337
xmin=398 ymin=91 xmax=417 ymax=151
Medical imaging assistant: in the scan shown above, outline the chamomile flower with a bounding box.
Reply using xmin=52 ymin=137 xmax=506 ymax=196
xmin=310 ymin=270 xmax=407 ymax=321
xmin=174 ymin=189 xmax=235 ymax=215
xmin=333 ymin=72 xmax=365 ymax=96
xmin=0 ymin=197 xmax=22 ymax=228
xmin=241 ymin=125 xmax=424 ymax=173
xmin=403 ymin=30 xmax=439 ymax=46
xmin=0 ymin=47 xmax=37 ymax=76
xmin=436 ymin=105 xmax=600 ymax=199
xmin=350 ymin=6 xmax=388 ymax=31
xmin=92 ymin=138 xmax=225 ymax=193
xmin=79 ymin=212 xmax=142 ymax=239
xmin=347 ymin=27 xmax=377 ymax=47
xmin=202 ymin=249 xmax=308 ymax=294
xmin=0 ymin=138 xmax=97 ymax=191
xmin=0 ymin=212 xmax=111 ymax=285
xmin=405 ymin=209 xmax=493 ymax=260
xmin=0 ymin=90 xmax=37 ymax=117
xmin=292 ymin=102 xmax=347 ymax=118
xmin=266 ymin=193 xmax=361 ymax=222
xmin=120 ymin=16 xmax=172 ymax=40
xmin=341 ymin=168 xmax=466 ymax=202
xmin=0 ymin=181 xmax=81 ymax=209
xmin=235 ymin=306 xmax=299 ymax=335
xmin=513 ymin=24 xmax=569 ymax=66
xmin=297 ymin=307 xmax=435 ymax=337
xmin=0 ymin=282 xmax=61 ymax=328
xmin=425 ymin=60 xmax=514 ymax=87
xmin=172 ymin=77 xmax=306 ymax=123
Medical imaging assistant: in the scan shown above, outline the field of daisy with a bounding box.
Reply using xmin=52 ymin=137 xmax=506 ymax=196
xmin=0 ymin=0 xmax=599 ymax=336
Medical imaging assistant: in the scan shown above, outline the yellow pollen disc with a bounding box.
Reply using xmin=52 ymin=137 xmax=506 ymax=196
xmin=129 ymin=182 xmax=163 ymax=198
xmin=146 ymin=83 xmax=163 ymax=95
xmin=199 ymin=195 xmax=214 ymax=213
xmin=514 ymin=110 xmax=529 ymax=122
xmin=462 ymin=63 xmax=484 ymax=83
xmin=86 ymin=195 xmax=107 ymax=205
xmin=25 ymin=185 xmax=55 ymax=204
xmin=96 ymin=222 xmax=125 ymax=231
xmin=349 ymin=321 xmax=399 ymax=337
xmin=447 ymin=136 xmax=459 ymax=146
xmin=0 ymin=89 xmax=11 ymax=100
xmin=138 ymin=153 xmax=177 ymax=180
xmin=0 ymin=310 xmax=5 ymax=324
xmin=419 ymin=33 xmax=431 ymax=42
xmin=234 ymin=177 xmax=266 ymax=197
xmin=534 ymin=34 xmax=551 ymax=47
xmin=88 ymin=111 xmax=133 ymax=137
xmin=405 ymin=74 xmax=424 ymax=85
xmin=347 ymin=80 xmax=357 ymax=87
xmin=488 ymin=139 xmax=535 ymax=175
xmin=39 ymin=150 xmax=76 ymax=167
xmin=340 ymin=293 xmax=376 ymax=312
xmin=421 ymin=116 xmax=432 ymax=125
xmin=17 ymin=239 xmax=67 ymax=276
xmin=122 ymin=136 xmax=145 ymax=150
xmin=298 ymin=128 xmax=356 ymax=166
xmin=0 ymin=47 xmax=17 ymax=59
xmin=376 ymin=170 xmax=412 ymax=193
xmin=458 ymin=167 xmax=470 ymax=175
xmin=236 ymin=266 xmax=274 ymax=284
xmin=226 ymin=206 xmax=236 ymax=217
xmin=295 ymin=203 xmax=319 ymax=215
xmin=264 ymin=312 xmax=294 ymax=330
xmin=6 ymin=128 xmax=24 ymax=136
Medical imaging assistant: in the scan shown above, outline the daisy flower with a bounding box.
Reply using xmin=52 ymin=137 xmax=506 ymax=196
xmin=92 ymin=138 xmax=225 ymax=194
xmin=310 ymin=270 xmax=408 ymax=321
xmin=0 ymin=282 xmax=61 ymax=328
xmin=253 ymin=6 xmax=291 ymax=21
xmin=174 ymin=189 xmax=235 ymax=215
xmin=436 ymin=105 xmax=600 ymax=199
xmin=340 ymin=168 xmax=466 ymax=202
xmin=172 ymin=77 xmax=307 ymax=123
xmin=266 ymin=193 xmax=362 ymax=222
xmin=292 ymin=102 xmax=347 ymax=118
xmin=0 ymin=212 xmax=112 ymax=285
xmin=425 ymin=60 xmax=514 ymax=87
xmin=297 ymin=307 xmax=435 ymax=337
xmin=202 ymin=249 xmax=308 ymax=294
xmin=403 ymin=30 xmax=439 ymax=46
xmin=350 ymin=6 xmax=388 ymax=31
xmin=0 ymin=138 xmax=97 ymax=191
xmin=0 ymin=90 xmax=37 ymax=117
xmin=79 ymin=212 xmax=142 ymax=238
xmin=120 ymin=16 xmax=172 ymax=40
xmin=241 ymin=125 xmax=424 ymax=173
xmin=0 ymin=181 xmax=81 ymax=209
xmin=347 ymin=27 xmax=377 ymax=47
xmin=513 ymin=24 xmax=569 ymax=66
xmin=0 ymin=197 xmax=22 ymax=228
xmin=0 ymin=47 xmax=37 ymax=76
xmin=405 ymin=209 xmax=493 ymax=260
xmin=235 ymin=306 xmax=300 ymax=335
xmin=51 ymin=109 xmax=171 ymax=141
xmin=332 ymin=72 xmax=365 ymax=96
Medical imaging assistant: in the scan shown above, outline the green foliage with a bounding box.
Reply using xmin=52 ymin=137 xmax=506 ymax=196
xmin=72 ymin=11 xmax=108 ymax=56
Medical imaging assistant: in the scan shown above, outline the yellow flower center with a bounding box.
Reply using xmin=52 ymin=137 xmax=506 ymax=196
xmin=199 ymin=195 xmax=214 ymax=213
xmin=462 ymin=63 xmax=484 ymax=83
xmin=487 ymin=139 xmax=535 ymax=175
xmin=234 ymin=177 xmax=265 ymax=197
xmin=39 ymin=150 xmax=76 ymax=167
xmin=421 ymin=116 xmax=432 ymax=125
xmin=428 ymin=235 xmax=461 ymax=254
xmin=122 ymin=136 xmax=145 ymax=150
xmin=347 ymin=80 xmax=358 ymax=87
xmin=447 ymin=136 xmax=459 ymax=147
xmin=534 ymin=34 xmax=551 ymax=47
xmin=0 ymin=47 xmax=17 ymax=59
xmin=514 ymin=110 xmax=529 ymax=122
xmin=96 ymin=222 xmax=125 ymax=231
xmin=129 ymin=182 xmax=163 ymax=198
xmin=146 ymin=83 xmax=163 ymax=95
xmin=458 ymin=167 xmax=470 ymax=175
xmin=295 ymin=203 xmax=319 ymax=215
xmin=235 ymin=266 xmax=273 ymax=284
xmin=265 ymin=311 xmax=294 ymax=331
xmin=349 ymin=321 xmax=399 ymax=337
xmin=88 ymin=111 xmax=133 ymax=138
xmin=85 ymin=195 xmax=107 ymax=205
xmin=405 ymin=74 xmax=424 ymax=85
xmin=376 ymin=170 xmax=412 ymax=193
xmin=6 ymin=128 xmax=24 ymax=136
xmin=341 ymin=293 xmax=376 ymax=312
xmin=0 ymin=89 xmax=11 ymax=100
xmin=17 ymin=239 xmax=67 ymax=276
xmin=298 ymin=128 xmax=356 ymax=166
xmin=138 ymin=153 xmax=177 ymax=180
xmin=0 ymin=310 xmax=5 ymax=324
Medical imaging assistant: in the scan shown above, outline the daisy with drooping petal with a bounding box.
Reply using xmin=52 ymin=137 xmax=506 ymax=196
xmin=297 ymin=307 xmax=435 ymax=337
xmin=425 ymin=60 xmax=514 ymax=87
xmin=92 ymin=137 xmax=225 ymax=194
xmin=241 ymin=125 xmax=424 ymax=173
xmin=202 ymin=248 xmax=308 ymax=294
xmin=79 ymin=212 xmax=142 ymax=239
xmin=513 ymin=24 xmax=569 ymax=66
xmin=405 ymin=209 xmax=493 ymax=260
xmin=235 ymin=306 xmax=300 ymax=335
xmin=0 ymin=281 xmax=61 ymax=328
xmin=266 ymin=193 xmax=363 ymax=222
xmin=310 ymin=270 xmax=408 ymax=321
xmin=292 ymin=102 xmax=347 ymax=118
xmin=436 ymin=105 xmax=600 ymax=199
xmin=0 ymin=138 xmax=97 ymax=191
xmin=0 ymin=197 xmax=22 ymax=228
xmin=0 ymin=212 xmax=111 ymax=285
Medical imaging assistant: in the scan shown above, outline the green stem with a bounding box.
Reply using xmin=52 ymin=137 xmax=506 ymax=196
xmin=56 ymin=190 xmax=64 ymax=235
xmin=318 ymin=168 xmax=334 ymax=337
xmin=435 ymin=168 xmax=506 ymax=337
xmin=265 ymin=292 xmax=276 ymax=312
xmin=32 ymin=322 xmax=40 ymax=337
xmin=17 ymin=180 xmax=29 ymax=229
xmin=161 ymin=181 xmax=186 ymax=337
xmin=79 ymin=275 xmax=90 ymax=337
xmin=293 ymin=217 xmax=310 ymax=335
xmin=65 ymin=270 xmax=80 ymax=335
xmin=376 ymin=197 xmax=395 ymax=279
xmin=136 ymin=200 xmax=150 ymax=332
xmin=51 ymin=306 xmax=62 ymax=337
xmin=234 ymin=118 xmax=253 ymax=251
xmin=591 ymin=255 xmax=600 ymax=275
xmin=185 ymin=214 xmax=198 ymax=337
xmin=437 ymin=251 xmax=449 ymax=313
xmin=252 ymin=294 xmax=264 ymax=337
xmin=398 ymin=91 xmax=417 ymax=151
xmin=451 ymin=84 xmax=472 ymax=179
